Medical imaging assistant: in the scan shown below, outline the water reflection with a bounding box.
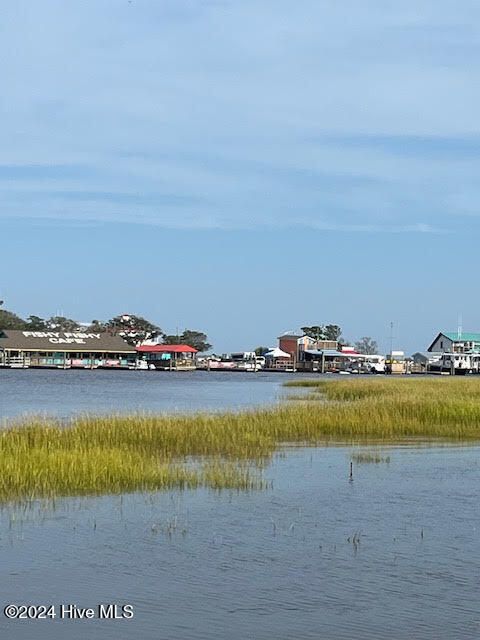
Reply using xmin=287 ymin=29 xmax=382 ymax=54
xmin=1 ymin=445 xmax=479 ymax=639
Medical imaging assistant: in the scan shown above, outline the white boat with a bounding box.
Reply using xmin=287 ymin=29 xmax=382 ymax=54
xmin=230 ymin=352 xmax=264 ymax=371
xmin=128 ymin=359 xmax=150 ymax=371
xmin=428 ymin=352 xmax=472 ymax=375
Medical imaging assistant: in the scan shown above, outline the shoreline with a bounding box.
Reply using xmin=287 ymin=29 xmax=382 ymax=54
xmin=2 ymin=377 xmax=480 ymax=504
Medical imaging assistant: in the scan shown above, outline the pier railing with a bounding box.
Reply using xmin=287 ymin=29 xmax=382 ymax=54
xmin=4 ymin=355 xmax=31 ymax=368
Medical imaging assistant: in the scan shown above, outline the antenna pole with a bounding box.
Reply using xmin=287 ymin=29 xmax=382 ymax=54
xmin=390 ymin=321 xmax=394 ymax=360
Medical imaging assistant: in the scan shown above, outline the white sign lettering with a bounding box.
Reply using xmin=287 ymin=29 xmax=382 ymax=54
xmin=22 ymin=331 xmax=102 ymax=341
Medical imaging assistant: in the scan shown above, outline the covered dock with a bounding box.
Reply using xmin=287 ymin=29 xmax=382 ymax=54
xmin=136 ymin=344 xmax=198 ymax=370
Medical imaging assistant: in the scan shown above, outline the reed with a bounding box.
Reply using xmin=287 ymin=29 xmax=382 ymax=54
xmin=1 ymin=377 xmax=480 ymax=502
xmin=351 ymin=452 xmax=391 ymax=464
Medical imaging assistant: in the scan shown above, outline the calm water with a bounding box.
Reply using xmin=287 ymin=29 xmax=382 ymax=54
xmin=1 ymin=372 xmax=478 ymax=638
xmin=1 ymin=445 xmax=479 ymax=640
xmin=0 ymin=369 xmax=300 ymax=420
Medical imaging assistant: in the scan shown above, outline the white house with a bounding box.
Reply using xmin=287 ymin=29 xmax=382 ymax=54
xmin=428 ymin=332 xmax=480 ymax=354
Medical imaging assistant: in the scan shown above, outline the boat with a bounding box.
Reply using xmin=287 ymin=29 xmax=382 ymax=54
xmin=199 ymin=352 xmax=264 ymax=372
xmin=128 ymin=359 xmax=150 ymax=371
xmin=428 ymin=352 xmax=471 ymax=375
xmin=230 ymin=352 xmax=264 ymax=371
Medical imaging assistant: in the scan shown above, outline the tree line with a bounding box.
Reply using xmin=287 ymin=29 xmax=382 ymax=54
xmin=0 ymin=308 xmax=212 ymax=352
xmin=0 ymin=307 xmax=379 ymax=355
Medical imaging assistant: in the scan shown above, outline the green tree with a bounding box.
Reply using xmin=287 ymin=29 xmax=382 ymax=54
xmin=354 ymin=337 xmax=378 ymax=355
xmin=25 ymin=315 xmax=48 ymax=330
xmin=254 ymin=346 xmax=269 ymax=356
xmin=324 ymin=324 xmax=343 ymax=341
xmin=302 ymin=324 xmax=344 ymax=343
xmin=0 ymin=309 xmax=27 ymax=330
xmin=86 ymin=319 xmax=108 ymax=333
xmin=106 ymin=314 xmax=162 ymax=346
xmin=181 ymin=330 xmax=211 ymax=352
xmin=301 ymin=325 xmax=326 ymax=340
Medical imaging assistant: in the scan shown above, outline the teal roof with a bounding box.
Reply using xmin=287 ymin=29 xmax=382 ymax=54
xmin=444 ymin=332 xmax=480 ymax=342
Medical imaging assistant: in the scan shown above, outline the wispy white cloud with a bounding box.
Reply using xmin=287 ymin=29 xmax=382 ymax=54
xmin=1 ymin=1 xmax=479 ymax=232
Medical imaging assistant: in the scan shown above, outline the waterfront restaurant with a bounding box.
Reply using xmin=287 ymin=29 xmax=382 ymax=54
xmin=136 ymin=344 xmax=198 ymax=370
xmin=0 ymin=330 xmax=137 ymax=369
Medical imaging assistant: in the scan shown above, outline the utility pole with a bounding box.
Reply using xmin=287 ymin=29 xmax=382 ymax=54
xmin=388 ymin=321 xmax=395 ymax=375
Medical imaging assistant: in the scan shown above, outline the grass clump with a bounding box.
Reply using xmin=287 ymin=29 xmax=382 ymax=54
xmin=351 ymin=452 xmax=391 ymax=464
xmin=1 ymin=377 xmax=480 ymax=503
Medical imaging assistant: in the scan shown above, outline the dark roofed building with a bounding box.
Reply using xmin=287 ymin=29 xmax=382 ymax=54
xmin=0 ymin=329 xmax=136 ymax=369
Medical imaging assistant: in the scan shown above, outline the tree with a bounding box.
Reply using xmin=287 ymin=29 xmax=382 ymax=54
xmin=86 ymin=319 xmax=108 ymax=333
xmin=0 ymin=309 xmax=27 ymax=330
xmin=46 ymin=316 xmax=81 ymax=332
xmin=301 ymin=324 xmax=344 ymax=343
xmin=324 ymin=324 xmax=343 ymax=341
xmin=254 ymin=346 xmax=269 ymax=356
xmin=354 ymin=337 xmax=378 ymax=355
xmin=25 ymin=315 xmax=48 ymax=330
xmin=301 ymin=325 xmax=326 ymax=340
xmin=106 ymin=314 xmax=162 ymax=346
xmin=164 ymin=329 xmax=212 ymax=352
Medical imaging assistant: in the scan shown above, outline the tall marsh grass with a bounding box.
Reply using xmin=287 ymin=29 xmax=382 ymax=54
xmin=1 ymin=377 xmax=480 ymax=502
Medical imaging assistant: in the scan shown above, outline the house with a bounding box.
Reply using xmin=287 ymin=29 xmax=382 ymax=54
xmin=277 ymin=331 xmax=338 ymax=362
xmin=428 ymin=332 xmax=480 ymax=354
xmin=426 ymin=332 xmax=480 ymax=374
xmin=136 ymin=344 xmax=197 ymax=370
xmin=0 ymin=329 xmax=136 ymax=369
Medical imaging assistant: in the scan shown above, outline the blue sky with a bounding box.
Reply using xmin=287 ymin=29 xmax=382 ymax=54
xmin=1 ymin=0 xmax=480 ymax=353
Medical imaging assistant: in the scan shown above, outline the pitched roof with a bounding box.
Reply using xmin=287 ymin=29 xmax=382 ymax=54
xmin=427 ymin=331 xmax=480 ymax=352
xmin=136 ymin=344 xmax=197 ymax=353
xmin=0 ymin=330 xmax=136 ymax=352
xmin=444 ymin=332 xmax=480 ymax=342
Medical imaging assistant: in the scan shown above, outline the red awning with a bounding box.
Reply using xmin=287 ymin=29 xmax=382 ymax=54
xmin=136 ymin=344 xmax=197 ymax=353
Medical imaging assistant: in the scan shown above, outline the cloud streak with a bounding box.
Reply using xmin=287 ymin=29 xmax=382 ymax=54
xmin=1 ymin=1 xmax=479 ymax=233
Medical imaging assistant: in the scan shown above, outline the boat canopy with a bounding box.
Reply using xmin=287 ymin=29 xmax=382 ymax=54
xmin=265 ymin=348 xmax=291 ymax=358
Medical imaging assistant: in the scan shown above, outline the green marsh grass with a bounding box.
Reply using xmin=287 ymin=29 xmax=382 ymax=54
xmin=2 ymin=377 xmax=480 ymax=502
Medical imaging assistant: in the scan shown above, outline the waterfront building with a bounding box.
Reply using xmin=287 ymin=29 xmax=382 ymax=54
xmin=0 ymin=330 xmax=136 ymax=368
xmin=426 ymin=331 xmax=480 ymax=374
xmin=136 ymin=344 xmax=197 ymax=370
xmin=277 ymin=331 xmax=338 ymax=362
xmin=277 ymin=332 xmax=305 ymax=361
xmin=428 ymin=331 xmax=480 ymax=354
